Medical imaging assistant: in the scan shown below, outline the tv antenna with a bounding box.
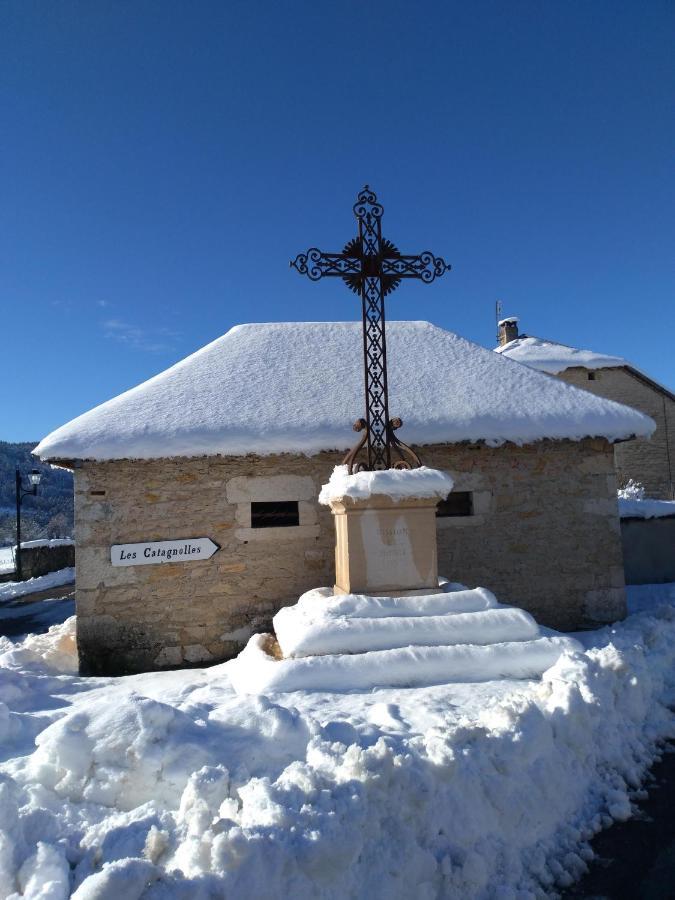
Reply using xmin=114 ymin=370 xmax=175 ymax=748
xmin=495 ymin=300 xmax=503 ymax=342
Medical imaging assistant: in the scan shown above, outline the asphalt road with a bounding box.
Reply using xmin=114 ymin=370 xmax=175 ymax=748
xmin=0 ymin=585 xmax=75 ymax=637
xmin=565 ymin=744 xmax=675 ymax=899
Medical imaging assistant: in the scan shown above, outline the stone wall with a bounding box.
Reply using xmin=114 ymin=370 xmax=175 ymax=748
xmin=557 ymin=367 xmax=675 ymax=499
xmin=74 ymin=437 xmax=624 ymax=674
xmin=0 ymin=543 xmax=75 ymax=582
xmin=22 ymin=543 xmax=75 ymax=580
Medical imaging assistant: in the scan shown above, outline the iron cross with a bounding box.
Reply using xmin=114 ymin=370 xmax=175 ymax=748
xmin=291 ymin=186 xmax=451 ymax=472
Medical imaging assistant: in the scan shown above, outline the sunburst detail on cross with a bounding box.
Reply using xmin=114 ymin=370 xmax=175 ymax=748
xmin=291 ymin=186 xmax=451 ymax=473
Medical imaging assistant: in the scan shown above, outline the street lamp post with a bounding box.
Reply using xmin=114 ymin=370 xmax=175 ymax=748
xmin=15 ymin=468 xmax=42 ymax=581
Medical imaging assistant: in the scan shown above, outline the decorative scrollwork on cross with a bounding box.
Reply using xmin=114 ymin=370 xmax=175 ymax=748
xmin=291 ymin=186 xmax=451 ymax=472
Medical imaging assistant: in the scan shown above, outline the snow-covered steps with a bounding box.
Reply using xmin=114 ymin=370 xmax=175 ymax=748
xmin=293 ymin=585 xmax=499 ymax=618
xmin=228 ymin=633 xmax=582 ymax=694
xmin=227 ymin=583 xmax=583 ymax=695
xmin=274 ymin=606 xmax=540 ymax=658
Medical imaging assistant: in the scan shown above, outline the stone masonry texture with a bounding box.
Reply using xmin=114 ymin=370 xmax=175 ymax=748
xmin=557 ymin=367 xmax=675 ymax=500
xmin=23 ymin=544 xmax=75 ymax=580
xmin=0 ymin=544 xmax=75 ymax=584
xmin=74 ymin=438 xmax=625 ymax=675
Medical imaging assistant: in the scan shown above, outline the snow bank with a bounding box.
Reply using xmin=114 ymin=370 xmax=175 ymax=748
xmin=274 ymin=606 xmax=540 ymax=658
xmin=34 ymin=321 xmax=654 ymax=462
xmin=0 ymin=586 xmax=675 ymax=900
xmin=228 ymin=632 xmax=581 ymax=694
xmin=0 ymin=616 xmax=78 ymax=673
xmin=496 ymin=335 xmax=630 ymax=374
xmin=2 ymin=586 xmax=675 ymax=898
xmin=28 ymin=691 xmax=218 ymax=810
xmin=318 ymin=465 xmax=454 ymax=504
xmin=618 ymin=478 xmax=646 ymax=501
xmin=0 ymin=567 xmax=75 ymax=603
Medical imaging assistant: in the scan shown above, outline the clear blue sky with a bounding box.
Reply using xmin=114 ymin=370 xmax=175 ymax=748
xmin=2 ymin=1 xmax=673 ymax=441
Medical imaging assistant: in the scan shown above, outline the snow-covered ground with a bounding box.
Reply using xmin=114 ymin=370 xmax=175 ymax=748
xmin=1 ymin=583 xmax=675 ymax=898
xmin=0 ymin=568 xmax=76 ymax=603
xmin=0 ymin=548 xmax=15 ymax=575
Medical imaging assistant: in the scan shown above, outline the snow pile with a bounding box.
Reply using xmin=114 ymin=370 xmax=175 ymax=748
xmin=496 ymin=335 xmax=630 ymax=374
xmin=34 ymin=321 xmax=654 ymax=462
xmin=1 ymin=587 xmax=675 ymax=896
xmin=0 ymin=586 xmax=675 ymax=900
xmin=0 ymin=567 xmax=75 ymax=602
xmin=228 ymin=584 xmax=581 ymax=694
xmin=0 ymin=615 xmax=78 ymax=673
xmin=618 ymin=478 xmax=646 ymax=501
xmin=318 ymin=465 xmax=454 ymax=505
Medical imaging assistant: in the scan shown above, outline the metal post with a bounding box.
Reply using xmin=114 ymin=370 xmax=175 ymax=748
xmin=15 ymin=469 xmax=22 ymax=581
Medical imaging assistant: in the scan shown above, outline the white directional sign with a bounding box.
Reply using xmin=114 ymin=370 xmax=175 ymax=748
xmin=111 ymin=537 xmax=220 ymax=567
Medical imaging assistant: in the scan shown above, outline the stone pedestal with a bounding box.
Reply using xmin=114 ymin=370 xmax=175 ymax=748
xmin=327 ymin=495 xmax=440 ymax=595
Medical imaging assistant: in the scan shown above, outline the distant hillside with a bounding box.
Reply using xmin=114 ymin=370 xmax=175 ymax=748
xmin=0 ymin=442 xmax=73 ymax=545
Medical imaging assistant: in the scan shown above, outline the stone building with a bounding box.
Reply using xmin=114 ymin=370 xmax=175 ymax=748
xmin=496 ymin=318 xmax=675 ymax=499
xmin=35 ymin=321 xmax=654 ymax=675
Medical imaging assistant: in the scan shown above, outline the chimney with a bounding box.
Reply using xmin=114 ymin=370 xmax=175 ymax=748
xmin=497 ymin=316 xmax=519 ymax=347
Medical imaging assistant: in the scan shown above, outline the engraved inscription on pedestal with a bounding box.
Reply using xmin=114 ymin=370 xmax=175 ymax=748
xmin=329 ymin=496 xmax=440 ymax=595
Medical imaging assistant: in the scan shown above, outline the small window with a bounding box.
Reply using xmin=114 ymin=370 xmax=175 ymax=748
xmin=251 ymin=501 xmax=300 ymax=528
xmin=588 ymin=372 xmax=596 ymax=381
xmin=436 ymin=492 xmax=473 ymax=518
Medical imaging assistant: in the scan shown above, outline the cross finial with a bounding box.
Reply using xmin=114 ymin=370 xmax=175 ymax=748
xmin=291 ymin=188 xmax=450 ymax=472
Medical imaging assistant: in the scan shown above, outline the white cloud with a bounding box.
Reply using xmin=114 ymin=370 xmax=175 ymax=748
xmin=101 ymin=319 xmax=179 ymax=353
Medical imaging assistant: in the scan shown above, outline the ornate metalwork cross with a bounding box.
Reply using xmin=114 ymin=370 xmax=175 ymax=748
xmin=291 ymin=186 xmax=451 ymax=472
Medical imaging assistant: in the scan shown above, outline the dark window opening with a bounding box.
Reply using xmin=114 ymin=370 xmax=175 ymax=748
xmin=588 ymin=371 xmax=596 ymax=381
xmin=251 ymin=501 xmax=300 ymax=528
xmin=90 ymin=490 xmax=106 ymax=496
xmin=436 ymin=492 xmax=473 ymax=518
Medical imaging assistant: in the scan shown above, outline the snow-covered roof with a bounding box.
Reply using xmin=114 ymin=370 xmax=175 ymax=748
xmin=496 ymin=335 xmax=629 ymax=374
xmin=496 ymin=335 xmax=675 ymax=400
xmin=35 ymin=321 xmax=655 ymax=462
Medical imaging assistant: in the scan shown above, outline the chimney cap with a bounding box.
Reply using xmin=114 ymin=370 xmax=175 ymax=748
xmin=498 ymin=316 xmax=519 ymax=326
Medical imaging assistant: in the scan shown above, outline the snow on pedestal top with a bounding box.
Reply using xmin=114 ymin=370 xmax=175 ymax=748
xmin=35 ymin=321 xmax=655 ymax=462
xmin=318 ymin=465 xmax=454 ymax=505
